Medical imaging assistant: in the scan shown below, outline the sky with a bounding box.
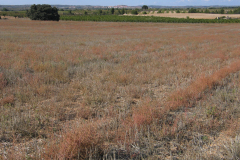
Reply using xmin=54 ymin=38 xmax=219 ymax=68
xmin=0 ymin=0 xmax=239 ymax=6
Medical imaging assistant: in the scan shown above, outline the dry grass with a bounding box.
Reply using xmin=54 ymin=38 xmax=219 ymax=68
xmin=139 ymin=11 xmax=240 ymax=19
xmin=1 ymin=18 xmax=240 ymax=159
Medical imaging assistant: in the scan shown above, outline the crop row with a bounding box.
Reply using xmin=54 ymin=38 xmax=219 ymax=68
xmin=60 ymin=15 xmax=240 ymax=23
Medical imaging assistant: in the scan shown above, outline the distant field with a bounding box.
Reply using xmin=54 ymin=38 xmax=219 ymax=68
xmin=1 ymin=19 xmax=240 ymax=159
xmin=141 ymin=11 xmax=240 ymax=19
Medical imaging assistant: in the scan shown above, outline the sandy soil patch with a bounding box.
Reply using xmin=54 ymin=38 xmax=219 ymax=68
xmin=0 ymin=16 xmax=29 ymax=20
xmin=0 ymin=16 xmax=17 ymax=20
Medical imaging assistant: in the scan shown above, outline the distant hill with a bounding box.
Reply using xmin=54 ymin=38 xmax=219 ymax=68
xmin=148 ymin=5 xmax=240 ymax=9
xmin=0 ymin=4 xmax=239 ymax=11
xmin=0 ymin=5 xmax=31 ymax=11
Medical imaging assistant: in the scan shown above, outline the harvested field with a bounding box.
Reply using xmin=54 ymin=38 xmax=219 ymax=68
xmin=0 ymin=19 xmax=240 ymax=159
xmin=140 ymin=11 xmax=240 ymax=19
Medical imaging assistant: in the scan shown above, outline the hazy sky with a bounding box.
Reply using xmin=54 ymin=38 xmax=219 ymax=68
xmin=0 ymin=0 xmax=239 ymax=6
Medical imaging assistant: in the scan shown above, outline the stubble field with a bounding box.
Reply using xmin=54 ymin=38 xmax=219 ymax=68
xmin=0 ymin=19 xmax=240 ymax=159
xmin=138 ymin=11 xmax=240 ymax=19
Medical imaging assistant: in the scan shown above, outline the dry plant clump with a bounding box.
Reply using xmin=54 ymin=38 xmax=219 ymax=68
xmin=0 ymin=73 xmax=7 ymax=90
xmin=0 ymin=95 xmax=14 ymax=106
xmin=168 ymin=60 xmax=240 ymax=111
xmin=44 ymin=121 xmax=105 ymax=159
xmin=1 ymin=19 xmax=240 ymax=159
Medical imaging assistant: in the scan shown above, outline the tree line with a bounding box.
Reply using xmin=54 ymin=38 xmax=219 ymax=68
xmin=188 ymin=7 xmax=240 ymax=14
xmin=2 ymin=4 xmax=240 ymax=22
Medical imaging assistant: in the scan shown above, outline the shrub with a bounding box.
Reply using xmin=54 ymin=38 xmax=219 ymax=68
xmin=68 ymin=10 xmax=73 ymax=15
xmin=142 ymin=11 xmax=147 ymax=14
xmin=131 ymin=10 xmax=138 ymax=15
xmin=157 ymin=10 xmax=162 ymax=13
xmin=26 ymin=4 xmax=60 ymax=21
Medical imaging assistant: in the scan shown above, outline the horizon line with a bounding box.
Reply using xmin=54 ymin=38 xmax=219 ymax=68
xmin=1 ymin=4 xmax=240 ymax=7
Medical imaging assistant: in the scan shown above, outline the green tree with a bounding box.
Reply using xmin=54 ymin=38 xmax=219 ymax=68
xmin=117 ymin=9 xmax=121 ymax=15
xmin=110 ymin=8 xmax=114 ymax=14
xmin=188 ymin=8 xmax=198 ymax=13
xmin=233 ymin=7 xmax=240 ymax=14
xmin=121 ymin=8 xmax=125 ymax=14
xmin=2 ymin=8 xmax=9 ymax=11
xmin=26 ymin=4 xmax=60 ymax=21
xmin=98 ymin=9 xmax=103 ymax=15
xmin=84 ymin=11 xmax=88 ymax=15
xmin=142 ymin=5 xmax=148 ymax=10
xmin=204 ymin=9 xmax=210 ymax=13
xmin=228 ymin=10 xmax=233 ymax=14
xmin=220 ymin=8 xmax=225 ymax=14
xmin=176 ymin=10 xmax=180 ymax=13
